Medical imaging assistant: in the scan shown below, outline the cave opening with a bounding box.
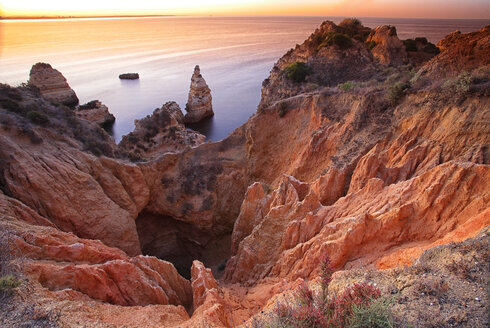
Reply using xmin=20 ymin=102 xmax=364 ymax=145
xmin=135 ymin=210 xmax=231 ymax=280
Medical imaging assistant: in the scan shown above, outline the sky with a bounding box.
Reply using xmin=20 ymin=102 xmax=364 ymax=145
xmin=1 ymin=0 xmax=489 ymax=19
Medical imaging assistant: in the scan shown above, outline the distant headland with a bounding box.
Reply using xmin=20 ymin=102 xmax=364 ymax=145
xmin=0 ymin=15 xmax=176 ymax=20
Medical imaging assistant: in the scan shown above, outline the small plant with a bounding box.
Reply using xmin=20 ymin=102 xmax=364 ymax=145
xmin=366 ymin=40 xmax=377 ymax=50
xmin=329 ymin=33 xmax=353 ymax=50
xmin=387 ymin=81 xmax=409 ymax=105
xmin=348 ymin=297 xmax=394 ymax=328
xmin=338 ymin=81 xmax=357 ymax=91
xmin=423 ymin=43 xmax=440 ymax=54
xmin=339 ymin=18 xmax=362 ymax=28
xmin=284 ymin=62 xmax=312 ymax=83
xmin=278 ymin=101 xmax=288 ymax=117
xmin=0 ymin=274 xmax=21 ymax=296
xmin=27 ymin=110 xmax=49 ymax=125
xmin=78 ymin=100 xmax=99 ymax=110
xmin=441 ymin=72 xmax=472 ymax=96
xmin=256 ymin=254 xmax=395 ymax=328
xmin=403 ymin=39 xmax=417 ymax=52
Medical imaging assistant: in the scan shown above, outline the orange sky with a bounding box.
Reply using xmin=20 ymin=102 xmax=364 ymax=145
xmin=1 ymin=0 xmax=489 ymax=19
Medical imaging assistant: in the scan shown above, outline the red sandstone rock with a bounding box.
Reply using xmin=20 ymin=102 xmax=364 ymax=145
xmin=184 ymin=65 xmax=214 ymax=123
xmin=367 ymin=25 xmax=408 ymax=65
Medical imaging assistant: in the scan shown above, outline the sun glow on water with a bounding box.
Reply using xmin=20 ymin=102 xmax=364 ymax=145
xmin=1 ymin=0 xmax=489 ymax=18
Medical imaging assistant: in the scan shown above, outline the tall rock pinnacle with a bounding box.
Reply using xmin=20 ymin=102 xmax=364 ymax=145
xmin=184 ymin=65 xmax=214 ymax=123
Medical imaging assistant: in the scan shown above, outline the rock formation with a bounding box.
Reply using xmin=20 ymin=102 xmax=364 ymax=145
xmin=119 ymin=73 xmax=140 ymax=80
xmin=28 ymin=62 xmax=79 ymax=107
xmin=258 ymin=20 xmax=436 ymax=109
xmin=119 ymin=101 xmax=205 ymax=160
xmin=366 ymin=25 xmax=408 ymax=65
xmin=184 ymin=65 xmax=214 ymax=123
xmin=76 ymin=100 xmax=115 ymax=128
xmin=0 ymin=23 xmax=488 ymax=327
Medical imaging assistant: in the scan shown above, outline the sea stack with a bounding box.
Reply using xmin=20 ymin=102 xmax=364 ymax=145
xmin=28 ymin=62 xmax=79 ymax=107
xmin=184 ymin=65 xmax=214 ymax=123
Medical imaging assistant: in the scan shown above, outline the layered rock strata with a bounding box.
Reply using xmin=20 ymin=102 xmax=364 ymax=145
xmin=184 ymin=65 xmax=214 ymax=123
xmin=28 ymin=62 xmax=79 ymax=107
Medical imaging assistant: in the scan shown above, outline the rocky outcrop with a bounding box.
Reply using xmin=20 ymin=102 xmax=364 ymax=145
xmin=28 ymin=63 xmax=79 ymax=107
xmin=76 ymin=100 xmax=115 ymax=128
xmin=366 ymin=25 xmax=408 ymax=65
xmin=2 ymin=207 xmax=192 ymax=308
xmin=186 ymin=260 xmax=230 ymax=327
xmin=258 ymin=20 xmax=437 ymax=109
xmin=420 ymin=25 xmax=490 ymax=79
xmin=119 ymin=102 xmax=205 ymax=160
xmin=184 ymin=65 xmax=214 ymax=123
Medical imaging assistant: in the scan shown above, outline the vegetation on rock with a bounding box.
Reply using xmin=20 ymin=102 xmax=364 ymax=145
xmin=284 ymin=62 xmax=312 ymax=82
xmin=253 ymin=256 xmax=394 ymax=328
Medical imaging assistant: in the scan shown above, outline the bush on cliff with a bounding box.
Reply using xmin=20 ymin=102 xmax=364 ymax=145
xmin=387 ymin=81 xmax=410 ymax=105
xmin=252 ymin=255 xmax=394 ymax=328
xmin=27 ymin=110 xmax=49 ymax=125
xmin=0 ymin=274 xmax=21 ymax=297
xmin=285 ymin=62 xmax=312 ymax=83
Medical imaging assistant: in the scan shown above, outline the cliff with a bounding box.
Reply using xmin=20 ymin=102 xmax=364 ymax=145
xmin=0 ymin=21 xmax=488 ymax=327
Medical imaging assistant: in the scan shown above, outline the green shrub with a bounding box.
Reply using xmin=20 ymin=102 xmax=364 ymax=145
xmin=442 ymin=71 xmax=472 ymax=96
xmin=253 ymin=255 xmax=395 ymax=328
xmin=0 ymin=274 xmax=21 ymax=296
xmin=423 ymin=43 xmax=440 ymax=54
xmin=387 ymin=81 xmax=409 ymax=105
xmin=366 ymin=40 xmax=377 ymax=50
xmin=339 ymin=81 xmax=357 ymax=91
xmin=348 ymin=297 xmax=394 ymax=328
xmin=284 ymin=62 xmax=312 ymax=83
xmin=329 ymin=33 xmax=353 ymax=49
xmin=27 ymin=110 xmax=49 ymax=125
xmin=78 ymin=100 xmax=98 ymax=110
xmin=339 ymin=18 xmax=362 ymax=28
xmin=338 ymin=18 xmax=368 ymax=40
xmin=403 ymin=39 xmax=417 ymax=52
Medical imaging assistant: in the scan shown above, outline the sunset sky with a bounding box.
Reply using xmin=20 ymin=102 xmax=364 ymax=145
xmin=1 ymin=0 xmax=489 ymax=19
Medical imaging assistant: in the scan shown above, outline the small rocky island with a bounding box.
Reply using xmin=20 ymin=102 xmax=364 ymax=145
xmin=119 ymin=73 xmax=140 ymax=80
xmin=183 ymin=65 xmax=214 ymax=123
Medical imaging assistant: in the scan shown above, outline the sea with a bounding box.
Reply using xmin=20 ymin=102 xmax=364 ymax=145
xmin=0 ymin=16 xmax=488 ymax=142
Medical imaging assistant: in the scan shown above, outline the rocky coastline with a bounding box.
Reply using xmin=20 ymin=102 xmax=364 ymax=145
xmin=0 ymin=21 xmax=488 ymax=327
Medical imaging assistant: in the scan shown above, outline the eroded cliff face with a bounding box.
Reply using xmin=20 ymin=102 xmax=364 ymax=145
xmin=0 ymin=22 xmax=488 ymax=327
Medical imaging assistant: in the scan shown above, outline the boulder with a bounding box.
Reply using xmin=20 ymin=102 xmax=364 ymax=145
xmin=76 ymin=100 xmax=115 ymax=128
xmin=28 ymin=62 xmax=79 ymax=107
xmin=366 ymin=25 xmax=408 ymax=66
xmin=184 ymin=65 xmax=214 ymax=123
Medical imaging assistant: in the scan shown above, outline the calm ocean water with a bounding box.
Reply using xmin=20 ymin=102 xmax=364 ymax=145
xmin=0 ymin=16 xmax=488 ymax=142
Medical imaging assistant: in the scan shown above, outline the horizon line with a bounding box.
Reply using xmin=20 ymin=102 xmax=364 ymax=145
xmin=1 ymin=14 xmax=490 ymax=21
